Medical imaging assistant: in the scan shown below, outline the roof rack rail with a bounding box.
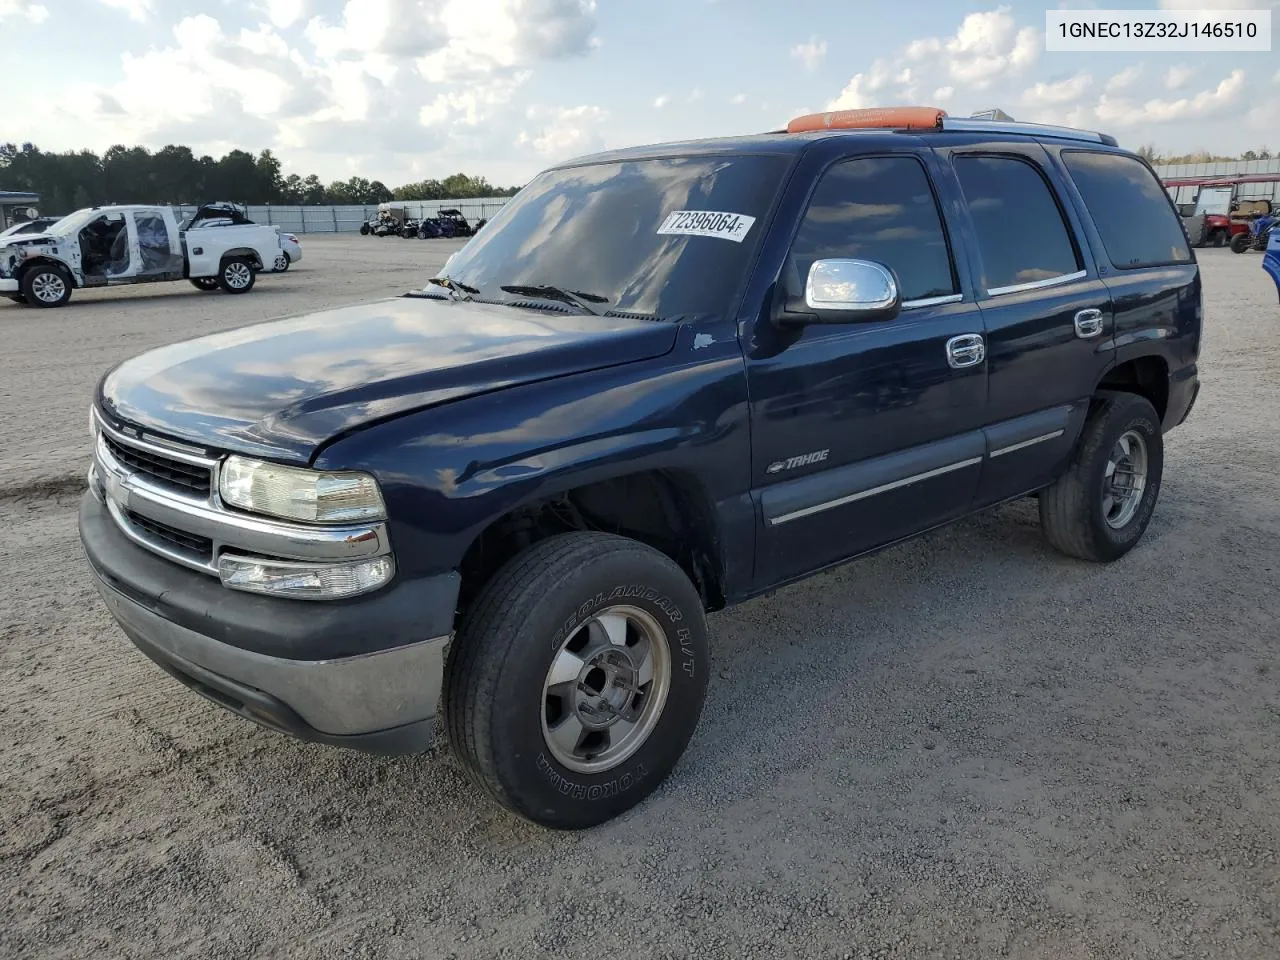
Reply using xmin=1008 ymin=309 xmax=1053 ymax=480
xmin=940 ymin=116 xmax=1118 ymax=147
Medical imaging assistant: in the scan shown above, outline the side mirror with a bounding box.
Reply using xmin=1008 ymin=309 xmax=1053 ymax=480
xmin=803 ymin=258 xmax=902 ymax=322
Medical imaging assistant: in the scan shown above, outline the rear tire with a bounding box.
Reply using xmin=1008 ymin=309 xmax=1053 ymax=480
xmin=1039 ymin=392 xmax=1164 ymax=563
xmin=443 ymin=532 xmax=709 ymax=829
xmin=1210 ymin=228 xmax=1229 ymax=247
xmin=217 ymin=257 xmax=256 ymax=294
xmin=20 ymin=264 xmax=72 ymax=308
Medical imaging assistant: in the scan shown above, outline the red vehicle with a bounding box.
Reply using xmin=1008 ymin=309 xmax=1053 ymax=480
xmin=1163 ymin=173 xmax=1279 ymax=248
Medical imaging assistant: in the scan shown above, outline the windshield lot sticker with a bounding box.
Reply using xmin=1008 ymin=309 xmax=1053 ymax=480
xmin=658 ymin=211 xmax=756 ymax=243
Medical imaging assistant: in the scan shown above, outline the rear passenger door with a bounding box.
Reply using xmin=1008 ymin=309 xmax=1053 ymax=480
xmin=933 ymin=140 xmax=1115 ymax=504
xmin=1051 ymin=149 xmax=1200 ymax=432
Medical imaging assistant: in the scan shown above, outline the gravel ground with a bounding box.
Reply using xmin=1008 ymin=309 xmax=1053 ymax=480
xmin=2 ymin=239 xmax=1278 ymax=960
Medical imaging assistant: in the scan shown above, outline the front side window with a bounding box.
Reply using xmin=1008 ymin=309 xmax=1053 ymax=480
xmin=439 ymin=155 xmax=792 ymax=321
xmin=1062 ymin=151 xmax=1193 ymax=269
xmin=953 ymin=155 xmax=1082 ymax=292
xmin=785 ymin=156 xmax=957 ymax=304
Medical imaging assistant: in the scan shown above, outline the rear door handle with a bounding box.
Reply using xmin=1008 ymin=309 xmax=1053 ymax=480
xmin=1074 ymin=308 xmax=1104 ymax=339
xmin=946 ymin=333 xmax=985 ymax=369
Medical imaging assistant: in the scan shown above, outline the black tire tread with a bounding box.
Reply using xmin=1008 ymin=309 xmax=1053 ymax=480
xmin=1039 ymin=391 xmax=1159 ymax=562
xmin=442 ymin=532 xmax=696 ymax=819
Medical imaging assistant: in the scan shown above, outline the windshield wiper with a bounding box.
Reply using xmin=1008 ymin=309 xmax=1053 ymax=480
xmin=500 ymin=284 xmax=608 ymax=316
xmin=425 ymin=275 xmax=479 ymax=300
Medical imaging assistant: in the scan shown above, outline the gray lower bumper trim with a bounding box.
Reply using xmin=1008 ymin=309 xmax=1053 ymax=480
xmin=94 ymin=578 xmax=449 ymax=737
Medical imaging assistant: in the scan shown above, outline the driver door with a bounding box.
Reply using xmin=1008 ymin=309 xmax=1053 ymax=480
xmin=745 ymin=149 xmax=989 ymax=587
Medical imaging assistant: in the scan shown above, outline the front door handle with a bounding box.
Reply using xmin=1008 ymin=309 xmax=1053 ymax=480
xmin=1074 ymin=308 xmax=1104 ymax=339
xmin=946 ymin=333 xmax=985 ymax=369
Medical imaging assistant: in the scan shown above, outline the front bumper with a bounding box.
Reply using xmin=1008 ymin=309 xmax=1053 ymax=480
xmin=0 ymin=278 xmax=17 ymax=292
xmin=80 ymin=492 xmax=456 ymax=755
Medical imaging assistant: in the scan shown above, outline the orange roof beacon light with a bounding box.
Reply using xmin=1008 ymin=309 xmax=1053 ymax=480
xmin=786 ymin=106 xmax=947 ymax=134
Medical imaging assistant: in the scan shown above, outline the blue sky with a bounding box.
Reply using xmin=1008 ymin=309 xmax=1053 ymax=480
xmin=1 ymin=0 xmax=1277 ymax=187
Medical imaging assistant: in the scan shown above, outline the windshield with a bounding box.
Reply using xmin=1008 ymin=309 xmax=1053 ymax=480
xmin=436 ymin=154 xmax=792 ymax=320
xmin=1196 ymin=187 xmax=1233 ymax=216
xmin=45 ymin=209 xmax=100 ymax=237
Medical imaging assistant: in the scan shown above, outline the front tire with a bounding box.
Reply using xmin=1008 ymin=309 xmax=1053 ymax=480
xmin=443 ymin=532 xmax=709 ymax=829
xmin=1039 ymin=392 xmax=1164 ymax=562
xmin=217 ymin=257 xmax=256 ymax=294
xmin=20 ymin=265 xmax=73 ymax=308
xmin=1230 ymin=233 xmax=1252 ymax=254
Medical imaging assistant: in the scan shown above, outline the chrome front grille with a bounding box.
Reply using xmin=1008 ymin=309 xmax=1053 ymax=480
xmin=102 ymin=432 xmax=212 ymax=497
xmin=90 ymin=409 xmax=391 ymax=578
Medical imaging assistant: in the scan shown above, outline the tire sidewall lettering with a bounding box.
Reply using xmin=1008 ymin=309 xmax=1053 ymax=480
xmin=550 ymin=584 xmax=686 ymax=650
xmin=536 ymin=752 xmax=650 ymax=800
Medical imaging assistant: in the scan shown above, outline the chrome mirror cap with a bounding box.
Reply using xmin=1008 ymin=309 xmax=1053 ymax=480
xmin=805 ymin=258 xmax=900 ymax=314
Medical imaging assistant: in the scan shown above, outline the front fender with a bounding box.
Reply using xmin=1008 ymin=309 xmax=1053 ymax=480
xmin=314 ymin=325 xmax=754 ymax=592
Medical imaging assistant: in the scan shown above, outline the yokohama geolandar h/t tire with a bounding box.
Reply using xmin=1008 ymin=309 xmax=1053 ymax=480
xmin=1039 ymin=392 xmax=1164 ymax=563
xmin=443 ymin=532 xmax=710 ymax=829
xmin=20 ymin=265 xmax=72 ymax=307
xmin=217 ymin=257 xmax=256 ymax=294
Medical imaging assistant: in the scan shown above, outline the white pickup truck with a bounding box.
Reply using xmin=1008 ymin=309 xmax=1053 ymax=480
xmin=0 ymin=203 xmax=285 ymax=308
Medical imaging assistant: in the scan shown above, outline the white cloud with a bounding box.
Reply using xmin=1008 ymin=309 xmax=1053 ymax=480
xmin=689 ymin=88 xmax=703 ymax=102
xmin=1164 ymin=65 xmax=1195 ymax=90
xmin=730 ymin=93 xmax=747 ymax=105
xmin=829 ymin=6 xmax=1041 ymax=112
xmin=96 ymin=0 xmax=151 ymax=21
xmin=263 ymin=0 xmax=306 ymax=29
xmin=1022 ymin=73 xmax=1093 ymax=106
xmin=1106 ymin=65 xmax=1142 ymax=92
xmin=828 ymin=58 xmax=895 ymax=109
xmin=791 ymin=37 xmax=827 ymax=72
xmin=1095 ymin=69 xmax=1246 ymax=125
xmin=942 ymin=8 xmax=1040 ymax=87
xmin=0 ymin=0 xmax=48 ymax=22
xmin=653 ymin=95 xmax=669 ymax=108
xmin=933 ymin=85 xmax=954 ymax=101
xmin=516 ymin=104 xmax=608 ymax=159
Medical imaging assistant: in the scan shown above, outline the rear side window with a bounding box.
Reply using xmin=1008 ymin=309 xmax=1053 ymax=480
xmin=786 ymin=156 xmax=957 ymax=303
xmin=953 ymin=155 xmax=1082 ymax=293
xmin=1062 ymin=151 xmax=1193 ymax=269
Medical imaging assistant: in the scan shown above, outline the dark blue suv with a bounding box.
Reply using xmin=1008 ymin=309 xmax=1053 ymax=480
xmin=79 ymin=109 xmax=1201 ymax=829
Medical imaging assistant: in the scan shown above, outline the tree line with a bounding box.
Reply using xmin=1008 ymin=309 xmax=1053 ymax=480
xmin=0 ymin=142 xmax=524 ymax=214
xmin=1136 ymin=144 xmax=1275 ymax=165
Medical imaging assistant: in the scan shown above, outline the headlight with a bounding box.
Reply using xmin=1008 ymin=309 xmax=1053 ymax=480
xmin=219 ymin=456 xmax=386 ymax=524
xmin=218 ymin=555 xmax=394 ymax=600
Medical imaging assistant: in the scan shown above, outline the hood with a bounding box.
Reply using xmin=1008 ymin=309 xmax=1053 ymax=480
xmin=98 ymin=295 xmax=678 ymax=464
xmin=1 ymin=232 xmax=59 ymax=247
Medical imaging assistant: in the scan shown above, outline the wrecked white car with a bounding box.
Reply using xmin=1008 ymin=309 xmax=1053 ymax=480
xmin=183 ymin=202 xmax=300 ymax=272
xmin=0 ymin=204 xmax=285 ymax=308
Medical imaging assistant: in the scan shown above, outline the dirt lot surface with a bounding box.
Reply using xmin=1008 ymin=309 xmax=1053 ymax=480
xmin=2 ymin=239 xmax=1278 ymax=960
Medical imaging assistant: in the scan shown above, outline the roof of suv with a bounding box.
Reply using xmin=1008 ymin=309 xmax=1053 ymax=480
xmin=553 ymin=109 xmax=1127 ymax=170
